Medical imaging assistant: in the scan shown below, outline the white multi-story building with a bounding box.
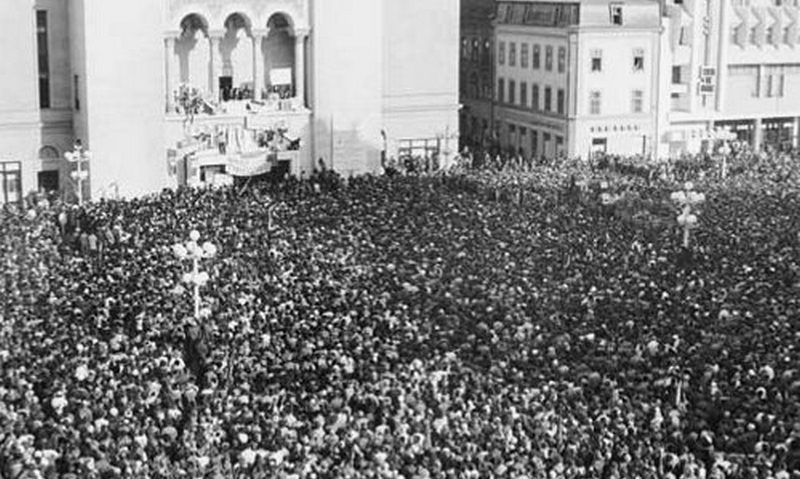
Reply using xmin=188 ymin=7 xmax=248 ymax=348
xmin=486 ymin=0 xmax=800 ymax=160
xmin=0 ymin=0 xmax=460 ymax=204
xmin=658 ymin=0 xmax=800 ymax=155
xmin=493 ymin=0 xmax=662 ymax=160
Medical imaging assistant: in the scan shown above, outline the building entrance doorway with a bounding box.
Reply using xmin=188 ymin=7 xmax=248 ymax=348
xmin=0 ymin=161 xmax=22 ymax=205
xmin=38 ymin=170 xmax=59 ymax=192
xmin=219 ymin=76 xmax=233 ymax=102
xmin=591 ymin=137 xmax=607 ymax=159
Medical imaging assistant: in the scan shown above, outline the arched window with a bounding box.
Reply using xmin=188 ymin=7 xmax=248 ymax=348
xmin=39 ymin=146 xmax=59 ymax=160
xmin=180 ymin=14 xmax=208 ymax=39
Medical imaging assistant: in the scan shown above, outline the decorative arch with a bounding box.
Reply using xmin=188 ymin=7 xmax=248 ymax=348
xmin=38 ymin=146 xmax=60 ymax=160
xmin=170 ymin=4 xmax=213 ymax=33
xmin=266 ymin=12 xmax=295 ymax=33
xmin=220 ymin=12 xmax=256 ymax=97
xmin=217 ymin=4 xmax=255 ymax=32
xmin=176 ymin=12 xmax=212 ymax=88
xmin=179 ymin=12 xmax=210 ymax=39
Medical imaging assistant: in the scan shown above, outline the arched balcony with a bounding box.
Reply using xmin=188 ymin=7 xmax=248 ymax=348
xmin=165 ymin=11 xmax=308 ymax=115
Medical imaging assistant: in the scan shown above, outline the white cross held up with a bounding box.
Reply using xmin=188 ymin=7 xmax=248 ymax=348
xmin=670 ymin=182 xmax=705 ymax=248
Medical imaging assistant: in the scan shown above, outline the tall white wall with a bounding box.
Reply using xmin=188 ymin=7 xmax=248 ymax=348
xmin=311 ymin=0 xmax=384 ymax=175
xmin=382 ymin=0 xmax=460 ymax=151
xmin=0 ymin=0 xmax=40 ymax=196
xmin=77 ymin=0 xmax=168 ymax=198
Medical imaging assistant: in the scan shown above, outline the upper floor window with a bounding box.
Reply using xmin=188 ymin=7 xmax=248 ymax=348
xmin=544 ymin=86 xmax=552 ymax=111
xmin=498 ymin=77 xmax=505 ymax=102
xmin=557 ymin=89 xmax=565 ymax=114
xmin=499 ymin=41 xmax=506 ymax=65
xmin=545 ymin=46 xmax=554 ymax=71
xmin=509 ymin=80 xmax=517 ymax=104
xmin=590 ymin=90 xmax=602 ymax=114
xmin=680 ymin=26 xmax=690 ymax=45
xmin=533 ymin=44 xmax=541 ymax=69
xmin=558 ymin=47 xmax=566 ymax=73
xmin=610 ymin=4 xmax=624 ymax=25
xmin=521 ymin=81 xmax=528 ymax=107
xmin=631 ymin=90 xmax=644 ymax=113
xmin=672 ymin=65 xmax=682 ymax=84
xmin=591 ymin=49 xmax=603 ymax=72
xmin=36 ymin=10 xmax=50 ymax=109
xmin=521 ymin=43 xmax=530 ymax=68
xmin=509 ymin=42 xmax=517 ymax=67
xmin=633 ymin=48 xmax=644 ymax=71
xmin=532 ymin=83 xmax=540 ymax=110
xmin=730 ymin=25 xmax=739 ymax=44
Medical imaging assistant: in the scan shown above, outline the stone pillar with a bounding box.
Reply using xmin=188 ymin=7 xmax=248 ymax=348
xmin=294 ymin=29 xmax=309 ymax=107
xmin=753 ymin=118 xmax=763 ymax=152
xmin=165 ymin=37 xmax=176 ymax=113
xmin=209 ymin=33 xmax=223 ymax=102
xmin=793 ymin=117 xmax=799 ymax=148
xmin=252 ymin=30 xmax=267 ymax=100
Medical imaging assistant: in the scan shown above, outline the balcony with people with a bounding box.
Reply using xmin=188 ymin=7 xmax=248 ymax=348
xmin=165 ymin=9 xmax=309 ymax=119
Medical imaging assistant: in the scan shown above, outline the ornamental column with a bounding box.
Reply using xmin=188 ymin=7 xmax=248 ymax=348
xmin=294 ymin=29 xmax=309 ymax=108
xmin=793 ymin=117 xmax=799 ymax=148
xmin=165 ymin=36 xmax=177 ymax=113
xmin=209 ymin=32 xmax=223 ymax=102
xmin=252 ymin=29 xmax=268 ymax=100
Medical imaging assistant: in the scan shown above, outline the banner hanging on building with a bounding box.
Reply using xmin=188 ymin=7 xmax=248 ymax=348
xmin=227 ymin=152 xmax=272 ymax=177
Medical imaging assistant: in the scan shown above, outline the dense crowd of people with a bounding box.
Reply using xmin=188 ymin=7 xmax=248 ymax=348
xmin=2 ymin=149 xmax=800 ymax=478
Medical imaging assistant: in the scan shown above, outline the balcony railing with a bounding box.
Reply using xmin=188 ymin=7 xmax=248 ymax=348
xmin=169 ymin=86 xmax=304 ymax=118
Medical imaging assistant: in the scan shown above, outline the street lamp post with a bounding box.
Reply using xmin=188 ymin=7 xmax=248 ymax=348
xmin=64 ymin=140 xmax=91 ymax=206
xmin=173 ymin=230 xmax=218 ymax=320
xmin=670 ymin=182 xmax=706 ymax=248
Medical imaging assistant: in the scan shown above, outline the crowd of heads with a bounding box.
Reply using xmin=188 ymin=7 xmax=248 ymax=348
xmin=1 ymin=147 xmax=800 ymax=478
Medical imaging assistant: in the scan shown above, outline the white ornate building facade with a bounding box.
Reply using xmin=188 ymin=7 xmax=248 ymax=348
xmin=0 ymin=0 xmax=460 ymax=202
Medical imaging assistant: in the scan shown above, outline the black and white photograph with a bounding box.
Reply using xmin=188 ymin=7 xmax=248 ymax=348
xmin=1 ymin=0 xmax=800 ymax=477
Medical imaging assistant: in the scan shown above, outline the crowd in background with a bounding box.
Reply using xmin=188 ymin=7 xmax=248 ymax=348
xmin=1 ymin=146 xmax=800 ymax=478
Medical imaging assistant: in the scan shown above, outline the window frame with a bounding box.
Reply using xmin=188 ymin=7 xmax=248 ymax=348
xmin=544 ymin=86 xmax=552 ymax=112
xmin=521 ymin=43 xmax=530 ymax=68
xmin=610 ymin=3 xmax=624 ymax=25
xmin=36 ymin=10 xmax=50 ymax=109
xmin=591 ymin=49 xmax=603 ymax=72
xmin=633 ymin=48 xmax=644 ymax=72
xmin=520 ymin=81 xmax=528 ymax=108
xmin=590 ymin=90 xmax=601 ymax=115
xmin=545 ymin=45 xmax=554 ymax=71
xmin=631 ymin=89 xmax=644 ymax=113
xmin=498 ymin=77 xmax=506 ymax=103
